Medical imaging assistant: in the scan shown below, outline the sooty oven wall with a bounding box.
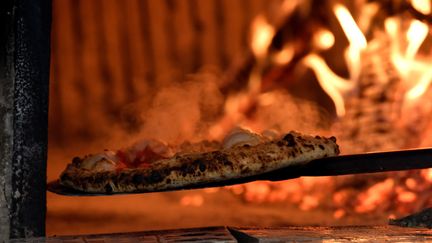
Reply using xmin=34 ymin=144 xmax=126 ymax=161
xmin=0 ymin=0 xmax=51 ymax=240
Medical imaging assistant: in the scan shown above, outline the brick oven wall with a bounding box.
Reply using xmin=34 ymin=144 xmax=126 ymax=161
xmin=49 ymin=0 xmax=276 ymax=145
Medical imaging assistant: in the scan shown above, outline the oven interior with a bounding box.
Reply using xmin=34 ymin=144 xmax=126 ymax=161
xmin=44 ymin=0 xmax=432 ymax=237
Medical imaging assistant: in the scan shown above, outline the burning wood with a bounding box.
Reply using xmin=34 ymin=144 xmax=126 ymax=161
xmin=205 ymin=0 xmax=432 ymax=221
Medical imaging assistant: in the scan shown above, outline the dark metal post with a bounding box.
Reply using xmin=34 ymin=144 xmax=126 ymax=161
xmin=0 ymin=0 xmax=51 ymax=240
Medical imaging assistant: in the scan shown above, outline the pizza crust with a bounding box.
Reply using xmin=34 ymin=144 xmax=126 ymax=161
xmin=59 ymin=131 xmax=340 ymax=193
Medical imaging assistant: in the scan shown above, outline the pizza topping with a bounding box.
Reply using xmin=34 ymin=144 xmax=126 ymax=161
xmin=222 ymin=127 xmax=263 ymax=149
xmin=80 ymin=150 xmax=119 ymax=171
xmin=175 ymin=140 xmax=221 ymax=155
xmin=116 ymin=139 xmax=171 ymax=168
xmin=282 ymin=133 xmax=296 ymax=146
xmin=262 ymin=129 xmax=280 ymax=140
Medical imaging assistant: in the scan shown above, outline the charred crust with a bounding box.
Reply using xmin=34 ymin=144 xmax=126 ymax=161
xmin=132 ymin=173 xmax=146 ymax=184
xmin=330 ymin=136 xmax=337 ymax=142
xmin=196 ymin=160 xmax=206 ymax=172
xmin=180 ymin=163 xmax=196 ymax=176
xmin=241 ymin=167 xmax=251 ymax=174
xmin=92 ymin=173 xmax=107 ymax=184
xmin=118 ymin=172 xmax=129 ymax=181
xmin=276 ymin=141 xmax=285 ymax=147
xmin=242 ymin=144 xmax=251 ymax=148
xmin=212 ymin=151 xmax=232 ymax=167
xmin=303 ymin=144 xmax=315 ymax=150
xmin=315 ymin=135 xmax=321 ymax=139
xmin=149 ymin=171 xmax=163 ymax=183
xmin=72 ymin=157 xmax=81 ymax=166
xmin=318 ymin=145 xmax=325 ymax=150
xmin=60 ymin=173 xmax=71 ymax=182
xmin=104 ymin=183 xmax=113 ymax=194
xmin=282 ymin=133 xmax=296 ymax=146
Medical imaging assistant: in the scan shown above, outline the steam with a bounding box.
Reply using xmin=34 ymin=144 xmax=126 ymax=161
xmin=137 ymin=78 xmax=224 ymax=143
xmin=114 ymin=70 xmax=224 ymax=147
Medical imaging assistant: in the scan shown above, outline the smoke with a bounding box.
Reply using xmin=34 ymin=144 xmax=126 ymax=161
xmin=252 ymin=90 xmax=332 ymax=134
xmin=106 ymin=70 xmax=225 ymax=148
xmin=138 ymin=79 xmax=224 ymax=143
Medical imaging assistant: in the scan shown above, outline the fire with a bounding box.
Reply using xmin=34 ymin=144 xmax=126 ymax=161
xmin=411 ymin=0 xmax=431 ymax=15
xmin=355 ymin=179 xmax=395 ymax=213
xmin=204 ymin=0 xmax=432 ymax=221
xmin=303 ymin=54 xmax=351 ymax=117
xmin=313 ymin=29 xmax=335 ymax=50
xmin=272 ymin=44 xmax=294 ymax=65
xmin=250 ymin=15 xmax=275 ymax=59
xmin=333 ymin=4 xmax=367 ymax=50
xmin=406 ymin=20 xmax=429 ymax=61
xmin=303 ymin=3 xmax=370 ymax=117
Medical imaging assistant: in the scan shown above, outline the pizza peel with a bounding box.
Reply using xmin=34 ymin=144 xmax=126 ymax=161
xmin=47 ymin=148 xmax=432 ymax=196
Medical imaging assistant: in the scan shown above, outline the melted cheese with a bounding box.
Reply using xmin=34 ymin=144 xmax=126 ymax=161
xmin=81 ymin=150 xmax=119 ymax=171
xmin=222 ymin=127 xmax=263 ymax=149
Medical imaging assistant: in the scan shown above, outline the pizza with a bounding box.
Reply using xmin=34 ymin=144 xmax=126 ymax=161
xmin=59 ymin=129 xmax=340 ymax=193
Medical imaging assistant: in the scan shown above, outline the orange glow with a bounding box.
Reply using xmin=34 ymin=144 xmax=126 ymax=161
xmin=397 ymin=190 xmax=417 ymax=203
xmin=272 ymin=45 xmax=295 ymax=65
xmin=244 ymin=182 xmax=271 ymax=203
xmin=411 ymin=0 xmax=431 ymax=14
xmin=299 ymin=195 xmax=319 ymax=211
xmin=405 ymin=178 xmax=418 ymax=190
xmin=357 ymin=3 xmax=380 ymax=32
xmin=180 ymin=194 xmax=204 ymax=207
xmin=355 ymin=179 xmax=394 ymax=213
xmin=421 ymin=168 xmax=432 ymax=182
xmin=250 ymin=15 xmax=275 ymax=59
xmin=313 ymin=29 xmax=335 ymax=50
xmin=333 ymin=209 xmax=346 ymax=219
xmin=405 ymin=69 xmax=432 ymax=101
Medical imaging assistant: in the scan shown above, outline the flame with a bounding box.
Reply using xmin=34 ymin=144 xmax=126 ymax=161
xmin=333 ymin=4 xmax=367 ymax=49
xmin=386 ymin=16 xmax=431 ymax=105
xmin=272 ymin=44 xmax=295 ymax=65
xmin=405 ymin=69 xmax=432 ymax=101
xmin=334 ymin=4 xmax=367 ymax=83
xmin=404 ymin=19 xmax=431 ymax=102
xmin=303 ymin=3 xmax=368 ymax=117
xmin=313 ymin=28 xmax=335 ymax=50
xmin=303 ymin=54 xmax=353 ymax=117
xmin=411 ymin=0 xmax=431 ymax=15
xmin=250 ymin=15 xmax=275 ymax=59
xmin=406 ymin=20 xmax=429 ymax=61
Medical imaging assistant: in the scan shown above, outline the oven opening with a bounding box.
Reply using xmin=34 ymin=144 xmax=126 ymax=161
xmin=46 ymin=0 xmax=432 ymax=236
xmin=3 ymin=0 xmax=431 ymax=240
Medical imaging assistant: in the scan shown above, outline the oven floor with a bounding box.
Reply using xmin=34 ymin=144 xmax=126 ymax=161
xmin=11 ymin=225 xmax=432 ymax=242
